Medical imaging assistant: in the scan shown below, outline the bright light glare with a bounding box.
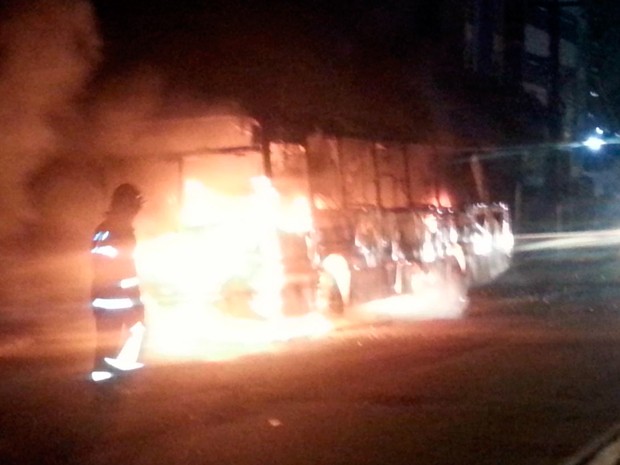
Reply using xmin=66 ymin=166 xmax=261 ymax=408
xmin=143 ymin=298 xmax=333 ymax=362
xmin=472 ymin=228 xmax=493 ymax=256
xmin=356 ymin=277 xmax=467 ymax=320
xmin=420 ymin=241 xmax=437 ymax=263
xmin=104 ymin=321 xmax=146 ymax=371
xmin=279 ymin=196 xmax=313 ymax=233
xmin=91 ymin=245 xmax=118 ymax=258
xmin=92 ymin=298 xmax=136 ymax=310
xmin=497 ymin=229 xmax=515 ymax=255
xmin=136 ymin=176 xmax=332 ymax=360
xmin=120 ymin=277 xmax=140 ymax=289
xmin=90 ymin=370 xmax=114 ymax=382
xmin=584 ymin=136 xmax=606 ymax=151
xmin=137 ymin=177 xmax=290 ymax=318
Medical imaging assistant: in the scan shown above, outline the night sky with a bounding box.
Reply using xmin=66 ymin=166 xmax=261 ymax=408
xmin=90 ymin=0 xmax=448 ymax=138
xmin=92 ymin=0 xmax=443 ymax=71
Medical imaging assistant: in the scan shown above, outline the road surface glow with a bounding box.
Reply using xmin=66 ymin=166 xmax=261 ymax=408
xmin=143 ymin=298 xmax=333 ymax=361
xmin=355 ymin=280 xmax=468 ymax=320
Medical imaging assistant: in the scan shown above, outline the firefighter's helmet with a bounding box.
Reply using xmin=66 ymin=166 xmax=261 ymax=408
xmin=109 ymin=183 xmax=144 ymax=214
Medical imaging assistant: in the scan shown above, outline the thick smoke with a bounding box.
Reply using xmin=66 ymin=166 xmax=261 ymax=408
xmin=0 ymin=0 xmax=101 ymax=239
xmin=84 ymin=67 xmax=166 ymax=157
xmin=0 ymin=0 xmax=241 ymax=246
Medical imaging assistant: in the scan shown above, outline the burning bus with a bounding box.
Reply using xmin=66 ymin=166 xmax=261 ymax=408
xmin=99 ymin=113 xmax=512 ymax=328
xmin=116 ymin=118 xmax=319 ymax=320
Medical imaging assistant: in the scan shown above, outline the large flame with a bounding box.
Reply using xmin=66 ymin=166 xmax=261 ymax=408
xmin=136 ymin=176 xmax=333 ymax=360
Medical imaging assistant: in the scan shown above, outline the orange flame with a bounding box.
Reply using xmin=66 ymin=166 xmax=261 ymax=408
xmin=136 ymin=176 xmax=331 ymax=360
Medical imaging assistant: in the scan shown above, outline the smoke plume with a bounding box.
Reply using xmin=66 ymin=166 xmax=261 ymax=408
xmin=0 ymin=0 xmax=101 ymax=238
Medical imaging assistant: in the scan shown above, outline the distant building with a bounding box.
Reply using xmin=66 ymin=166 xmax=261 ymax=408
xmin=459 ymin=1 xmax=605 ymax=231
xmin=464 ymin=0 xmax=586 ymax=141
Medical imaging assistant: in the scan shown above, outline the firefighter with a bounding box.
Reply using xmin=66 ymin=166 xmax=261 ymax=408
xmin=89 ymin=183 xmax=145 ymax=382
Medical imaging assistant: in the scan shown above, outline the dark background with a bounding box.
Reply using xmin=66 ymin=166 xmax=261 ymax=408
xmin=89 ymin=0 xmax=458 ymax=140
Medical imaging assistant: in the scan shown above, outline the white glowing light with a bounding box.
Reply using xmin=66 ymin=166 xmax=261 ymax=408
xmin=90 ymin=370 xmax=114 ymax=382
xmin=104 ymin=322 xmax=145 ymax=371
xmin=104 ymin=358 xmax=144 ymax=372
xmin=447 ymin=243 xmax=467 ymax=272
xmin=449 ymin=227 xmax=458 ymax=244
xmin=278 ymin=196 xmax=313 ymax=233
xmin=421 ymin=241 xmax=437 ymax=263
xmin=423 ymin=214 xmax=438 ymax=233
xmin=92 ymin=297 xmax=136 ymax=310
xmin=91 ymin=245 xmax=119 ymax=258
xmin=136 ymin=175 xmax=328 ymax=359
xmin=584 ymin=136 xmax=606 ymax=151
xmin=357 ymin=282 xmax=468 ymax=320
xmin=120 ymin=277 xmax=140 ymax=289
xmin=498 ymin=229 xmax=515 ymax=255
xmin=142 ymin=299 xmax=334 ymax=361
xmin=179 ymin=179 xmax=223 ymax=227
xmin=472 ymin=230 xmax=493 ymax=256
xmin=321 ymin=254 xmax=351 ymax=305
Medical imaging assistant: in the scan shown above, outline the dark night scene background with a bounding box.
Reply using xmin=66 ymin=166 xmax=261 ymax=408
xmin=0 ymin=0 xmax=618 ymax=306
xmin=3 ymin=3 xmax=620 ymax=465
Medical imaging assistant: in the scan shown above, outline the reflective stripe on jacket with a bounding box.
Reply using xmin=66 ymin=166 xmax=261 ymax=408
xmin=90 ymin=218 xmax=142 ymax=311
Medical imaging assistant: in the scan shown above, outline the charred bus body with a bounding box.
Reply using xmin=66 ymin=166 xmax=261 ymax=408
xmin=311 ymin=201 xmax=514 ymax=315
xmin=303 ymin=134 xmax=514 ymax=315
xmin=99 ymin=116 xmax=513 ymax=319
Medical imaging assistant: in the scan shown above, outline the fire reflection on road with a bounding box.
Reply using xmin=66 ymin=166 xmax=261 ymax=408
xmin=355 ymin=280 xmax=469 ymax=320
xmin=143 ymin=297 xmax=334 ymax=362
xmin=143 ymin=278 xmax=468 ymax=363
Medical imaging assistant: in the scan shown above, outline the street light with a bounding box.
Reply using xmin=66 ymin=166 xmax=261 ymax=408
xmin=583 ymin=135 xmax=606 ymax=151
xmin=583 ymin=127 xmax=609 ymax=152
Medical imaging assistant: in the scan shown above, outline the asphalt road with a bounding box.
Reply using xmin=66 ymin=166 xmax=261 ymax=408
xmin=4 ymin=242 xmax=620 ymax=465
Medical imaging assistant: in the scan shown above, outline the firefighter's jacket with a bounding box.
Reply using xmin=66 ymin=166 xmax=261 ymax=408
xmin=90 ymin=216 xmax=142 ymax=312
